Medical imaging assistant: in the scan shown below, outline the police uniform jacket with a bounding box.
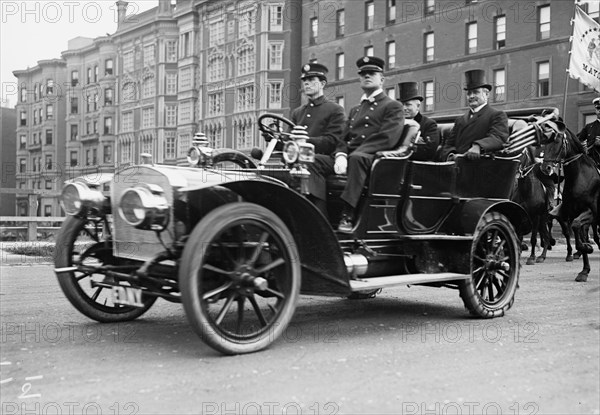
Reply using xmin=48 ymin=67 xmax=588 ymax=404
xmin=439 ymin=104 xmax=509 ymax=161
xmin=336 ymin=92 xmax=404 ymax=155
xmin=577 ymin=119 xmax=600 ymax=166
xmin=411 ymin=112 xmax=440 ymax=161
xmin=291 ymin=95 xmax=346 ymax=155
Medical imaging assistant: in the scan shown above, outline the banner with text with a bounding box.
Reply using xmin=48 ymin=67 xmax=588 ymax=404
xmin=569 ymin=5 xmax=600 ymax=92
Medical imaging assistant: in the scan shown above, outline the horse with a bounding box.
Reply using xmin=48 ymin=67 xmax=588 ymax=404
xmin=511 ymin=147 xmax=554 ymax=265
xmin=542 ymin=123 xmax=600 ymax=281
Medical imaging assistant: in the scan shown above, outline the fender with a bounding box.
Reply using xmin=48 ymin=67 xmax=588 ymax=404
xmin=188 ymin=180 xmax=351 ymax=297
xmin=440 ymin=198 xmax=531 ymax=237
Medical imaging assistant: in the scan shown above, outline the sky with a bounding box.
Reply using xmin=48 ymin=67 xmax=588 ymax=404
xmin=0 ymin=0 xmax=159 ymax=108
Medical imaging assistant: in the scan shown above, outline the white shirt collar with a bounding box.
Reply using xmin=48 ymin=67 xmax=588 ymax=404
xmin=361 ymin=89 xmax=383 ymax=103
xmin=471 ymin=103 xmax=487 ymax=113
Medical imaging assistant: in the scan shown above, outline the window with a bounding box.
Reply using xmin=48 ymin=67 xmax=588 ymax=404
xmin=424 ymin=0 xmax=435 ymax=15
xmin=165 ymin=132 xmax=176 ymax=159
xmin=19 ymin=159 xmax=27 ymax=173
xmin=588 ymin=2 xmax=600 ymax=20
xmin=94 ymin=65 xmax=98 ymax=83
xmin=86 ymin=149 xmax=91 ymax=166
xmin=424 ymin=32 xmax=434 ymax=62
xmin=86 ymin=122 xmax=90 ymax=135
xmin=71 ymin=70 xmax=79 ymax=86
xmin=178 ymin=101 xmax=192 ymax=123
xmin=364 ymin=46 xmax=374 ymax=57
xmin=103 ymin=145 xmax=112 ymax=163
xmin=238 ymin=47 xmax=255 ymax=76
xmin=33 ymin=109 xmax=37 ymax=125
xmin=123 ymin=82 xmax=137 ymax=101
xmin=365 ymin=1 xmax=374 ymax=30
xmin=209 ymin=21 xmax=224 ymax=46
xmin=387 ymin=0 xmax=396 ymax=24
xmin=144 ymin=44 xmax=155 ymax=66
xmin=20 ymin=85 xmax=27 ymax=102
xmin=86 ymin=93 xmax=91 ymax=113
xmin=105 ymin=59 xmax=113 ymax=75
xmin=165 ymin=105 xmax=177 ymax=126
xmin=206 ymin=124 xmax=224 ymax=148
xmin=336 ymin=96 xmax=345 ymax=107
xmin=46 ymin=79 xmax=54 ymax=95
xmin=423 ymin=81 xmax=434 ymax=112
xmin=268 ymin=82 xmax=282 ymax=109
xmin=19 ymin=135 xmax=26 ymax=149
xmin=336 ymin=53 xmax=345 ymax=80
xmin=495 ymin=15 xmax=506 ymax=50
xmin=208 ymin=56 xmax=224 ymax=82
xmin=236 ymin=120 xmax=254 ymax=149
xmin=386 ymin=87 xmax=395 ymax=100
xmin=142 ymin=107 xmax=155 ymax=129
xmin=336 ymin=10 xmax=345 ymax=38
xmin=537 ymin=61 xmax=550 ymax=97
xmin=269 ymin=43 xmax=283 ymax=70
xmin=142 ymin=76 xmax=155 ymax=98
xmin=179 ymin=67 xmax=193 ymax=89
xmin=237 ymin=86 xmax=255 ymax=111
xmin=20 ymin=111 xmax=26 ymax=126
xmin=166 ymin=73 xmax=177 ymax=95
xmin=45 ymin=130 xmax=53 ymax=145
xmin=386 ymin=41 xmax=396 ymax=69
xmin=70 ymin=151 xmax=78 ymax=167
xmin=45 ymin=181 xmax=53 ymax=190
xmin=92 ymin=148 xmax=97 ymax=165
xmin=45 ymin=155 xmax=53 ymax=170
xmin=181 ymin=32 xmax=191 ymax=57
xmin=239 ymin=9 xmax=255 ymax=36
xmin=122 ymin=112 xmax=133 ymax=132
xmin=71 ymin=97 xmax=78 ymax=114
xmin=538 ymin=5 xmax=550 ymax=40
xmin=70 ymin=124 xmax=78 ymax=141
xmin=493 ymin=69 xmax=506 ymax=102
xmin=467 ymin=22 xmax=477 ymax=54
xmin=44 ymin=205 xmax=52 ymax=217
xmin=123 ymin=50 xmax=134 ymax=72
xmin=208 ymin=93 xmax=224 ymax=116
xmin=105 ymin=88 xmax=113 ymax=105
xmin=166 ymin=40 xmax=177 ymax=62
xmin=87 ymin=67 xmax=92 ymax=84
xmin=310 ymin=17 xmax=318 ymax=45
xmin=269 ymin=4 xmax=283 ymax=31
xmin=104 ymin=117 xmax=113 ymax=134
xmin=46 ymin=104 xmax=53 ymax=120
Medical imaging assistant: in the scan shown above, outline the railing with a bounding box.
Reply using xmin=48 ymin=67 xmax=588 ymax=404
xmin=0 ymin=216 xmax=65 ymax=242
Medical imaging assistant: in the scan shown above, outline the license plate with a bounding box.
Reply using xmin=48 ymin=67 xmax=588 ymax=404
xmin=111 ymin=286 xmax=144 ymax=308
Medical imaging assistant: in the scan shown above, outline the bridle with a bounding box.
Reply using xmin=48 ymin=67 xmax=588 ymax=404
xmin=543 ymin=130 xmax=583 ymax=166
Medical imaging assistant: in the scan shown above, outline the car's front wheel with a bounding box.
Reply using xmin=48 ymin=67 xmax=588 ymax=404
xmin=459 ymin=212 xmax=520 ymax=318
xmin=179 ymin=203 xmax=301 ymax=355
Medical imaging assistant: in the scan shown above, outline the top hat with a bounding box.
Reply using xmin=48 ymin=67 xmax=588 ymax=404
xmin=397 ymin=82 xmax=423 ymax=102
xmin=593 ymin=97 xmax=600 ymax=105
xmin=463 ymin=69 xmax=492 ymax=91
xmin=301 ymin=63 xmax=329 ymax=81
xmin=356 ymin=56 xmax=385 ymax=74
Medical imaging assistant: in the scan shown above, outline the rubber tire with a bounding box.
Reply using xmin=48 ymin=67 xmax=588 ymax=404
xmin=54 ymin=216 xmax=156 ymax=322
xmin=459 ymin=212 xmax=520 ymax=318
xmin=179 ymin=203 xmax=301 ymax=355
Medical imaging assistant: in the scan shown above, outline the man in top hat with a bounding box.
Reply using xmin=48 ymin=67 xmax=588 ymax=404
xmin=309 ymin=56 xmax=404 ymax=233
xmin=577 ymin=97 xmax=600 ymax=168
xmin=397 ymin=81 xmax=439 ymax=161
xmin=288 ymin=63 xmax=346 ymax=155
xmin=438 ymin=69 xmax=509 ymax=161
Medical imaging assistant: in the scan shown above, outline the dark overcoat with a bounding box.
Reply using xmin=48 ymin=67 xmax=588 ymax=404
xmin=577 ymin=119 xmax=600 ymax=167
xmin=291 ymin=95 xmax=346 ymax=155
xmin=412 ymin=112 xmax=439 ymax=161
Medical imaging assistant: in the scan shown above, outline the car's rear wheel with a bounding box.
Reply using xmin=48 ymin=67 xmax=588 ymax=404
xmin=180 ymin=203 xmax=301 ymax=355
xmin=459 ymin=212 xmax=520 ymax=318
xmin=54 ymin=216 xmax=156 ymax=322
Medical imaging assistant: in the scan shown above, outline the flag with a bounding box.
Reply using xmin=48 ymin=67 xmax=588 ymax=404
xmin=569 ymin=5 xmax=600 ymax=92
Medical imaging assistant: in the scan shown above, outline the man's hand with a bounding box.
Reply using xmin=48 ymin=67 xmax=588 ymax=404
xmin=290 ymin=125 xmax=309 ymax=143
xmin=465 ymin=144 xmax=481 ymax=160
xmin=334 ymin=153 xmax=348 ymax=175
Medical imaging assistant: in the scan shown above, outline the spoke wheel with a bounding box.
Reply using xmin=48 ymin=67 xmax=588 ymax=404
xmin=180 ymin=203 xmax=300 ymax=355
xmin=54 ymin=216 xmax=156 ymax=322
xmin=459 ymin=212 xmax=520 ymax=318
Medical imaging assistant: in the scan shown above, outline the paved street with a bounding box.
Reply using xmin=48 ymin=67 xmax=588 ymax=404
xmin=0 ymin=244 xmax=598 ymax=415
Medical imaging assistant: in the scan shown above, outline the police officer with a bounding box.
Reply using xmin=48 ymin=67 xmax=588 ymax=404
xmin=309 ymin=56 xmax=404 ymax=233
xmin=290 ymin=63 xmax=346 ymax=155
xmin=397 ymin=81 xmax=439 ymax=161
xmin=577 ymin=97 xmax=600 ymax=168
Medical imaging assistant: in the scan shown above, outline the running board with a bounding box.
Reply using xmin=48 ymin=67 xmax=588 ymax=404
xmin=350 ymin=272 xmax=470 ymax=291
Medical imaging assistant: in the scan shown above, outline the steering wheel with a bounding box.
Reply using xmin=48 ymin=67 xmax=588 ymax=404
xmin=258 ymin=113 xmax=295 ymax=143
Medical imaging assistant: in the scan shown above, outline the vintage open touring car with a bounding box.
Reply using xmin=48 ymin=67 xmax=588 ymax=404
xmin=53 ymin=111 xmax=556 ymax=355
